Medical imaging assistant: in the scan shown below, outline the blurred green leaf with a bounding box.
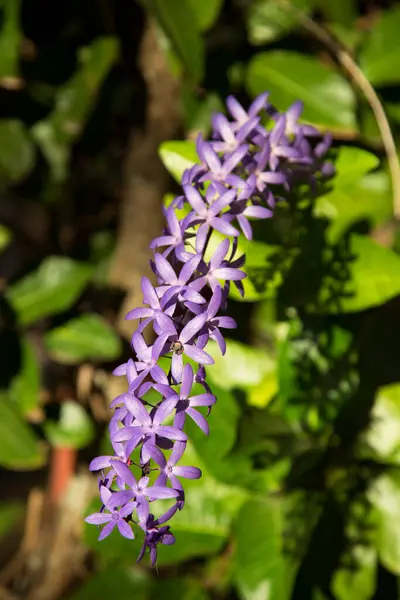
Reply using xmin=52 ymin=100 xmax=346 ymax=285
xmin=0 ymin=224 xmax=12 ymax=251
xmin=207 ymin=339 xmax=277 ymax=402
xmin=320 ymin=234 xmax=400 ymax=313
xmin=32 ymin=37 xmax=119 ymax=182
xmin=159 ymin=140 xmax=198 ymax=183
xmin=0 ymin=120 xmax=35 ymax=183
xmin=233 ymin=498 xmax=293 ymax=600
xmin=0 ymin=0 xmax=23 ymax=90
xmin=0 ymin=394 xmax=45 ymax=469
xmin=151 ymin=578 xmax=210 ymax=600
xmin=247 ymin=0 xmax=316 ymax=45
xmin=6 ymin=257 xmax=92 ymax=326
xmin=236 ymin=239 xmax=296 ymax=303
xmin=66 ymin=567 xmax=149 ymax=600
xmin=183 ymin=91 xmax=224 ymax=138
xmin=316 ymin=0 xmax=356 ymax=26
xmin=315 ymin=170 xmax=391 ymax=242
xmin=331 ymin=147 xmax=379 ymax=188
xmin=186 ymin=385 xmax=239 ymax=462
xmin=44 ymin=400 xmax=95 ymax=450
xmin=144 ymin=0 xmax=204 ymax=82
xmin=9 ymin=337 xmax=40 ymax=415
xmin=314 ymin=147 xmax=383 ymax=241
xmin=246 ymin=51 xmax=356 ymax=131
xmin=44 ymin=314 xmax=121 ymax=364
xmin=0 ymin=501 xmax=24 ymax=538
xmin=363 ymin=383 xmax=400 ymax=464
xmin=186 ymin=0 xmax=223 ymax=31
xmin=369 ymin=472 xmax=400 ymax=574
xmin=205 ymin=231 xmax=290 ymax=303
xmin=360 ymin=5 xmax=400 ymax=86
xmin=331 ymin=545 xmax=377 ymax=600
xmin=157 ymin=447 xmax=247 ymax=565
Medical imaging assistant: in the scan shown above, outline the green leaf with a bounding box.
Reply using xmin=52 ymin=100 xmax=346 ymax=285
xmin=9 ymin=337 xmax=40 ymax=415
xmin=0 ymin=0 xmax=23 ymax=90
xmin=0 ymin=502 xmax=24 ymax=539
xmin=233 ymin=498 xmax=293 ymax=600
xmin=145 ymin=0 xmax=204 ymax=82
xmin=319 ymin=234 xmax=400 ymax=313
xmin=157 ymin=447 xmax=247 ymax=565
xmin=247 ymin=0 xmax=316 ymax=45
xmin=183 ymin=91 xmax=224 ymax=138
xmin=186 ymin=0 xmax=223 ymax=31
xmin=315 ymin=170 xmax=391 ymax=243
xmin=0 ymin=225 xmax=12 ymax=251
xmin=332 ymin=545 xmax=377 ymax=600
xmin=368 ymin=472 xmax=400 ymax=574
xmin=32 ymin=37 xmax=119 ymax=182
xmin=246 ymin=51 xmax=356 ymax=131
xmin=65 ymin=568 xmax=149 ymax=600
xmin=6 ymin=256 xmax=92 ymax=326
xmin=207 ymin=339 xmax=277 ymax=400
xmin=151 ymin=578 xmax=210 ymax=600
xmin=316 ymin=0 xmax=357 ymax=27
xmin=360 ymin=5 xmax=400 ymax=86
xmin=0 ymin=394 xmax=45 ymax=469
xmin=186 ymin=385 xmax=239 ymax=462
xmin=0 ymin=120 xmax=35 ymax=182
xmin=363 ymin=383 xmax=400 ymax=464
xmin=314 ymin=147 xmax=383 ymax=242
xmin=331 ymin=147 xmax=379 ymax=188
xmin=159 ymin=140 xmax=198 ymax=183
xmin=44 ymin=314 xmax=121 ymax=364
xmin=44 ymin=401 xmax=95 ymax=450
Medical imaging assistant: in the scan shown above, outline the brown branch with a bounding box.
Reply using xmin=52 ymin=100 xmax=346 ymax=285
xmin=279 ymin=0 xmax=400 ymax=220
xmin=108 ymin=17 xmax=181 ymax=339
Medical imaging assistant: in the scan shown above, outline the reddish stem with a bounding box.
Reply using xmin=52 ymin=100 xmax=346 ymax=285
xmin=48 ymin=446 xmax=77 ymax=504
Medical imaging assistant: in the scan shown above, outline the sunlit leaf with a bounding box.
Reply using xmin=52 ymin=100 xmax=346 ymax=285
xmin=44 ymin=314 xmax=121 ymax=364
xmin=363 ymin=383 xmax=400 ymax=464
xmin=6 ymin=257 xmax=92 ymax=326
xmin=207 ymin=339 xmax=277 ymax=401
xmin=246 ymin=51 xmax=356 ymax=131
xmin=360 ymin=5 xmax=400 ymax=86
xmin=315 ymin=170 xmax=391 ymax=243
xmin=159 ymin=140 xmax=198 ymax=183
xmin=320 ymin=234 xmax=400 ymax=313
xmin=44 ymin=401 xmax=95 ymax=450
xmin=0 ymin=394 xmax=45 ymax=469
xmin=368 ymin=472 xmax=400 ymax=574
xmin=233 ymin=498 xmax=294 ymax=600
xmin=332 ymin=545 xmax=377 ymax=600
xmin=247 ymin=0 xmax=317 ymax=45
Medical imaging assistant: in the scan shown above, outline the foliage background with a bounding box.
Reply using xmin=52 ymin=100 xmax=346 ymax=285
xmin=2 ymin=0 xmax=400 ymax=598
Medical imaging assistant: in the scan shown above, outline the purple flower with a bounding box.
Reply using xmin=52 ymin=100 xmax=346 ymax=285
xmin=192 ymin=238 xmax=247 ymax=292
xmin=85 ymin=486 xmax=136 ymax=541
xmin=86 ymin=91 xmax=334 ymax=565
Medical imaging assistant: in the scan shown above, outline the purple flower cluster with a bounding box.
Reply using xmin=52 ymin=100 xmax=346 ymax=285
xmin=86 ymin=93 xmax=333 ymax=564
